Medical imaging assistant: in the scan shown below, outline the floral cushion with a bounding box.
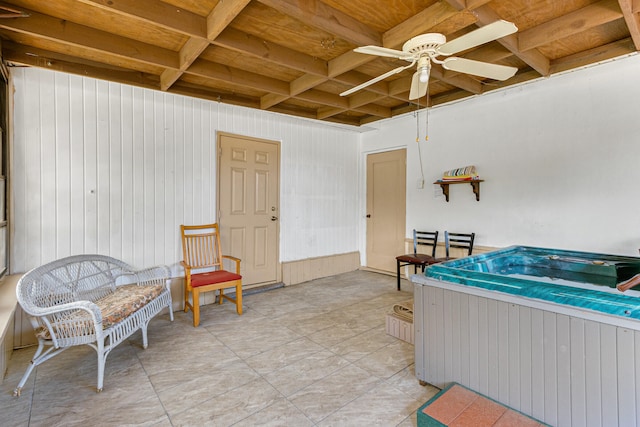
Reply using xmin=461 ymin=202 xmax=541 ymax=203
xmin=97 ymin=284 xmax=165 ymax=329
xmin=36 ymin=284 xmax=165 ymax=339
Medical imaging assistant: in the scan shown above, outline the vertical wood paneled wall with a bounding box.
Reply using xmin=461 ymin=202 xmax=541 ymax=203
xmin=414 ymin=283 xmax=640 ymax=427
xmin=10 ymin=68 xmax=361 ymax=274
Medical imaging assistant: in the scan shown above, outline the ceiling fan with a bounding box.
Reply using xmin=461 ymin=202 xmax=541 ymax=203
xmin=339 ymin=20 xmax=519 ymax=100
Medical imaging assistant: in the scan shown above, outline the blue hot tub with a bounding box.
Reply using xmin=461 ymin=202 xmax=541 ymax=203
xmin=424 ymin=245 xmax=640 ymax=320
xmin=412 ymin=246 xmax=640 ymax=426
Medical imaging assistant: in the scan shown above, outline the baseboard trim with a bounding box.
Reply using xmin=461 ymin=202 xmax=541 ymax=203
xmin=282 ymin=251 xmax=361 ymax=285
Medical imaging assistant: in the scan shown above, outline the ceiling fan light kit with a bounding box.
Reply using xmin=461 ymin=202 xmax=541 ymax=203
xmin=339 ymin=20 xmax=519 ymax=101
xmin=418 ymin=68 xmax=429 ymax=83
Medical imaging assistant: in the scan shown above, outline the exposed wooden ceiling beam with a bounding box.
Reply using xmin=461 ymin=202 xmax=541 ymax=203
xmin=382 ymin=1 xmax=461 ymax=48
xmin=296 ymin=89 xmax=348 ymax=109
xmin=388 ymin=77 xmax=413 ymax=96
xmin=256 ymin=0 xmax=381 ymax=46
xmin=297 ymin=89 xmax=393 ymax=118
xmin=328 ymin=50 xmax=374 ymax=78
xmin=466 ymin=0 xmax=493 ymax=8
xmin=290 ymin=74 xmax=327 ymax=94
xmin=443 ymin=0 xmax=550 ymax=76
xmin=76 ymin=0 xmax=252 ymax=91
xmin=317 ymin=91 xmax=388 ymax=119
xmin=519 ymin=0 xmax=623 ymax=52
xmin=76 ymin=0 xmax=206 ymax=38
xmin=2 ymin=36 xmax=388 ymax=122
xmin=226 ymin=1 xmax=487 ymax=121
xmin=618 ymin=0 xmax=640 ymax=49
xmin=430 ymin=65 xmax=483 ymax=94
xmin=72 ymin=0 xmax=336 ymax=102
xmin=170 ymin=81 xmax=260 ymax=109
xmin=161 ymin=0 xmax=251 ymax=90
xmin=185 ymin=59 xmax=391 ymax=117
xmin=462 ymin=44 xmax=513 ymax=63
xmin=352 ymin=102 xmax=392 ymax=118
xmin=316 ymin=106 xmax=345 ymax=120
xmin=63 ymin=0 xmax=398 ymax=121
xmin=349 ymin=91 xmax=389 ymax=110
xmin=252 ymin=24 xmax=402 ymax=110
xmin=471 ymin=4 xmax=551 ymax=76
xmin=206 ymin=0 xmax=251 ymax=40
xmin=261 ymin=93 xmax=289 ymax=110
xmin=0 ymin=3 xmax=28 ymax=18
xmin=3 ymin=41 xmax=160 ymax=89
xmin=187 ymin=58 xmax=289 ymax=95
xmin=251 ymin=0 xmax=382 ymax=113
xmin=214 ymin=27 xmax=328 ymax=76
xmin=333 ymin=71 xmax=389 ymax=96
xmin=0 ymin=5 xmax=178 ymax=69
xmin=261 ymin=74 xmax=327 ymax=109
xmin=550 ymin=37 xmax=636 ymax=73
xmin=160 ymin=38 xmax=209 ymax=89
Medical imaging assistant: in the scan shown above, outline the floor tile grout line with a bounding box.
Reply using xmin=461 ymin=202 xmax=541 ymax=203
xmin=2 ymin=270 xmax=438 ymax=426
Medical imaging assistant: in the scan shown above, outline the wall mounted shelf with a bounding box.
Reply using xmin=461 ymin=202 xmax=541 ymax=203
xmin=434 ymin=179 xmax=484 ymax=202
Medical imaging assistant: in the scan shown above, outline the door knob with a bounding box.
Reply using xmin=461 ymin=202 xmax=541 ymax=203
xmin=271 ymin=216 xmax=278 ymax=221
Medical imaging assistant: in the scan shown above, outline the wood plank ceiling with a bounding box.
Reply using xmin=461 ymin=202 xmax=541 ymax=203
xmin=0 ymin=0 xmax=638 ymax=126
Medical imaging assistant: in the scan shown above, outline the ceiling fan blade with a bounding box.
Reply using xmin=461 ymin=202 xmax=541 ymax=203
xmin=409 ymin=71 xmax=428 ymax=100
xmin=442 ymin=57 xmax=518 ymax=81
xmin=354 ymin=45 xmax=411 ymax=60
xmin=340 ymin=62 xmax=415 ymax=97
xmin=438 ymin=20 xmax=518 ymax=56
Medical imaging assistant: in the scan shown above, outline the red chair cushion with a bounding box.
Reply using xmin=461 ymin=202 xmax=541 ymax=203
xmin=190 ymin=270 xmax=242 ymax=288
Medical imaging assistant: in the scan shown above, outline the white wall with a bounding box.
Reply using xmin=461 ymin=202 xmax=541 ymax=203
xmin=10 ymin=53 xmax=640 ymax=275
xmin=362 ymin=53 xmax=640 ymax=255
xmin=10 ymin=68 xmax=361 ymax=274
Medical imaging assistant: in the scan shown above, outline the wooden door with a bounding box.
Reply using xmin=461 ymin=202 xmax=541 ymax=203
xmin=366 ymin=149 xmax=406 ymax=272
xmin=218 ymin=133 xmax=280 ymax=286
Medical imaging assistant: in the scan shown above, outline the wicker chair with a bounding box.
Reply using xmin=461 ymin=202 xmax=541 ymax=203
xmin=14 ymin=255 xmax=173 ymax=395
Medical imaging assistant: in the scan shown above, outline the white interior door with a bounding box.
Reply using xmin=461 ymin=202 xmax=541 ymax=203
xmin=366 ymin=149 xmax=406 ymax=272
xmin=218 ymin=133 xmax=280 ymax=286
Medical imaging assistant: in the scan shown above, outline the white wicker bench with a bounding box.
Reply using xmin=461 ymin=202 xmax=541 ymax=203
xmin=13 ymin=254 xmax=173 ymax=396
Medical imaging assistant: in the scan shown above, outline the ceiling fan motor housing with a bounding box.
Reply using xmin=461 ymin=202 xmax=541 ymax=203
xmin=403 ymin=33 xmax=447 ymax=55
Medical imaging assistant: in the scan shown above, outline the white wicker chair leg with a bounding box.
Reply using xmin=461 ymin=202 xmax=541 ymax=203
xmin=14 ymin=342 xmax=70 ymax=397
xmin=141 ymin=323 xmax=149 ymax=349
xmin=96 ymin=342 xmax=105 ymax=393
xmin=13 ymin=340 xmax=45 ymax=397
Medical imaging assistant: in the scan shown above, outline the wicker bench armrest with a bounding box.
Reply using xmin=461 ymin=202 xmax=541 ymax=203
xmin=28 ymin=299 xmax=101 ymax=322
xmin=118 ymin=265 xmax=171 ymax=287
xmin=37 ymin=300 xmax=103 ymax=344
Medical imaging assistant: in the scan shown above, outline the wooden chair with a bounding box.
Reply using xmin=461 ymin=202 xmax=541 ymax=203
xmin=180 ymin=223 xmax=242 ymax=327
xmin=435 ymin=231 xmax=475 ymax=262
xmin=395 ymin=230 xmax=439 ymax=291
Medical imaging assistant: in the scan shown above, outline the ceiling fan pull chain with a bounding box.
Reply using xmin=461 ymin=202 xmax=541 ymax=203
xmin=415 ymin=98 xmax=420 ymax=142
xmin=425 ymin=84 xmax=430 ymax=142
xmin=416 ymin=97 xmax=426 ymax=185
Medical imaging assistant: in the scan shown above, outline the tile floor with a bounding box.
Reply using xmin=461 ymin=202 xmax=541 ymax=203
xmin=0 ymin=270 xmax=439 ymax=426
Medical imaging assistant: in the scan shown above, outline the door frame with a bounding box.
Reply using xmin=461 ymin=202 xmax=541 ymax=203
xmin=216 ymin=131 xmax=282 ymax=287
xmin=359 ymin=146 xmax=407 ymax=269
